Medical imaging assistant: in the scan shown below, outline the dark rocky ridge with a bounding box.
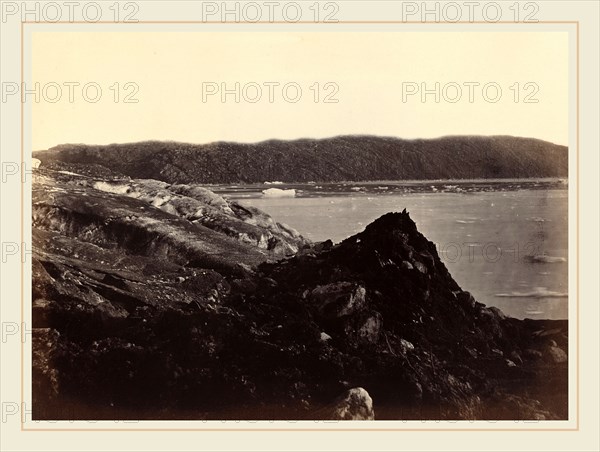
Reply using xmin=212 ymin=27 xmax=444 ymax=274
xmin=34 ymin=135 xmax=568 ymax=184
xmin=32 ymin=169 xmax=568 ymax=420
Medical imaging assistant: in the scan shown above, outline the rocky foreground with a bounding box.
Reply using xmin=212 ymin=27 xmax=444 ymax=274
xmin=32 ymin=168 xmax=568 ymax=420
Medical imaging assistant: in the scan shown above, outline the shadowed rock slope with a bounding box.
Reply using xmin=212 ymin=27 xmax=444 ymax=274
xmin=32 ymin=171 xmax=567 ymax=420
xmin=34 ymin=135 xmax=568 ymax=184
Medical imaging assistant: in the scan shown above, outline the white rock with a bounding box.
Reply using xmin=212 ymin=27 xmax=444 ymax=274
xmin=330 ymin=387 xmax=374 ymax=420
xmin=320 ymin=332 xmax=332 ymax=342
xmin=400 ymin=338 xmax=415 ymax=351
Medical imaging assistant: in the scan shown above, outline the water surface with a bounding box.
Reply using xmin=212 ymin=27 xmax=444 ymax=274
xmin=220 ymin=181 xmax=568 ymax=320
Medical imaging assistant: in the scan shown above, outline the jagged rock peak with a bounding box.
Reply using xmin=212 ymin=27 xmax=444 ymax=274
xmin=357 ymin=209 xmax=415 ymax=234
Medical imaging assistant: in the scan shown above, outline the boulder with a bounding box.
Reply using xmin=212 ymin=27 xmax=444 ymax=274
xmin=330 ymin=388 xmax=375 ymax=420
xmin=310 ymin=282 xmax=366 ymax=319
xmin=523 ymin=349 xmax=543 ymax=360
xmin=320 ymin=332 xmax=332 ymax=342
xmin=400 ymin=260 xmax=413 ymax=270
xmin=355 ymin=314 xmax=382 ymax=344
xmin=488 ymin=306 xmax=507 ymax=320
xmin=509 ymin=350 xmax=523 ymax=365
xmin=400 ymin=338 xmax=415 ymax=352
xmin=546 ymin=345 xmax=568 ymax=363
xmin=413 ymin=261 xmax=428 ymax=274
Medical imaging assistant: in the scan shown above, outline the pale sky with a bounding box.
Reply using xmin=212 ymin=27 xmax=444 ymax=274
xmin=32 ymin=31 xmax=568 ymax=150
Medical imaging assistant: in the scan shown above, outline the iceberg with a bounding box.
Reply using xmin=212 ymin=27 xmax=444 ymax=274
xmin=262 ymin=188 xmax=296 ymax=198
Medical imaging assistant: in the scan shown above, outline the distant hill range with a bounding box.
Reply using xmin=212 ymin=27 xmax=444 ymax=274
xmin=34 ymin=135 xmax=568 ymax=184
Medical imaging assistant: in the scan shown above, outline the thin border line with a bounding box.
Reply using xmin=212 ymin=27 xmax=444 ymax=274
xmin=575 ymin=20 xmax=580 ymax=433
xmin=20 ymin=427 xmax=581 ymax=432
xmin=21 ymin=20 xmax=580 ymax=24
xmin=20 ymin=19 xmax=579 ymax=432
xmin=20 ymin=18 xmax=25 ymax=426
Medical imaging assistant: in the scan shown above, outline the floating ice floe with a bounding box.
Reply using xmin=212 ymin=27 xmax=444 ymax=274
xmin=524 ymin=255 xmax=567 ymax=264
xmin=262 ymin=188 xmax=296 ymax=198
xmin=525 ymin=310 xmax=545 ymax=315
xmin=264 ymin=181 xmax=284 ymax=185
xmin=494 ymin=287 xmax=568 ymax=298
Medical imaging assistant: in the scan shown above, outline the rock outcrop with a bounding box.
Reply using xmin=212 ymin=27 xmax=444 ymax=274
xmin=32 ymin=170 xmax=568 ymax=421
xmin=33 ymin=170 xmax=307 ymax=269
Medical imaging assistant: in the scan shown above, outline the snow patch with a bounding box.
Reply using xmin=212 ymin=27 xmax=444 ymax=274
xmin=58 ymin=170 xmax=82 ymax=176
xmin=93 ymin=181 xmax=130 ymax=194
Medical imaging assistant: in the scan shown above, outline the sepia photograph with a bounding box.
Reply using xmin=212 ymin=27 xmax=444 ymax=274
xmin=28 ymin=28 xmax=572 ymax=422
xmin=1 ymin=1 xmax=599 ymax=451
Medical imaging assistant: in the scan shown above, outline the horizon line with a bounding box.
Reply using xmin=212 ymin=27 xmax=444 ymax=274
xmin=34 ymin=133 xmax=568 ymax=152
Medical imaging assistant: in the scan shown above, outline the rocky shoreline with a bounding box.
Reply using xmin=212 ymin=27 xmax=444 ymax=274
xmin=32 ymin=168 xmax=568 ymax=420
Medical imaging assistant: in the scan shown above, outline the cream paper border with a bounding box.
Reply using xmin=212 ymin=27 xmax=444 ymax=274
xmin=1 ymin=1 xmax=598 ymax=450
